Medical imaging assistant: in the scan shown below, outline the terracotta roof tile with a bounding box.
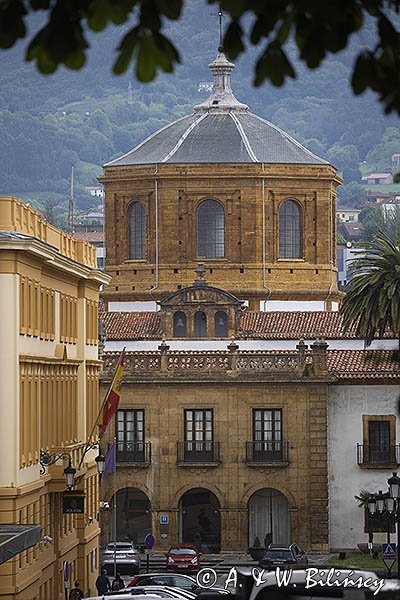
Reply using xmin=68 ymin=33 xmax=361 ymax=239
xmin=102 ymin=311 xmax=162 ymax=340
xmin=240 ymin=311 xmax=388 ymax=339
xmin=101 ymin=310 xmax=395 ymax=341
xmin=327 ymin=349 xmax=400 ymax=380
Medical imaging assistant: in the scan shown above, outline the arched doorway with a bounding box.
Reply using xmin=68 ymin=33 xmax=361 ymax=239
xmin=179 ymin=488 xmax=221 ymax=553
xmin=110 ymin=488 xmax=151 ymax=544
xmin=248 ymin=488 xmax=290 ymax=547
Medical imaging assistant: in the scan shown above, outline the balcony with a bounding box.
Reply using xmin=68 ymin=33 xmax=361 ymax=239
xmin=357 ymin=443 xmax=400 ymax=467
xmin=177 ymin=441 xmax=221 ymax=466
xmin=113 ymin=442 xmax=151 ymax=466
xmin=245 ymin=441 xmax=289 ymax=466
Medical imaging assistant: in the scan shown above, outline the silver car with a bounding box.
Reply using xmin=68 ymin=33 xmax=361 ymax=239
xmin=102 ymin=542 xmax=141 ymax=575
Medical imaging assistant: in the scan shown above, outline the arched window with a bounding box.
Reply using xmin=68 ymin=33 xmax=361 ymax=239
xmin=214 ymin=311 xmax=227 ymax=337
xmin=173 ymin=311 xmax=187 ymax=337
xmin=279 ymin=200 xmax=302 ymax=259
xmin=196 ymin=200 xmax=225 ymax=258
xmin=194 ymin=311 xmax=207 ymax=337
xmin=128 ymin=202 xmax=146 ymax=259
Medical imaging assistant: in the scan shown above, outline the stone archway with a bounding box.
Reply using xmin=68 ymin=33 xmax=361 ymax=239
xmin=110 ymin=488 xmax=151 ymax=544
xmin=179 ymin=487 xmax=221 ymax=553
xmin=248 ymin=488 xmax=290 ymax=547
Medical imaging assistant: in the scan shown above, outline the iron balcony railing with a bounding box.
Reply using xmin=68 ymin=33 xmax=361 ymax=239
xmin=246 ymin=440 xmax=289 ymax=464
xmin=357 ymin=443 xmax=400 ymax=466
xmin=177 ymin=441 xmax=221 ymax=464
xmin=112 ymin=441 xmax=152 ymax=464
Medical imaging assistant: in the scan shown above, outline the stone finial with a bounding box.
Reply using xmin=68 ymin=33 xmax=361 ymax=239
xmin=158 ymin=337 xmax=170 ymax=353
xmin=194 ymin=50 xmax=249 ymax=113
xmin=227 ymin=336 xmax=239 ymax=353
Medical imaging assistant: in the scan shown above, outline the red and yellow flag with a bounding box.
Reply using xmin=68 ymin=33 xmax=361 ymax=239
xmin=98 ymin=349 xmax=125 ymax=434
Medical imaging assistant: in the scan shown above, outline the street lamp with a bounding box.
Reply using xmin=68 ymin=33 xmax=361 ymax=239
xmin=368 ymin=472 xmax=400 ymax=579
xmin=95 ymin=452 xmax=106 ymax=475
xmin=64 ymin=459 xmax=76 ymax=490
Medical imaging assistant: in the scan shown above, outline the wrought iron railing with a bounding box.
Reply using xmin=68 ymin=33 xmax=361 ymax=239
xmin=177 ymin=441 xmax=221 ymax=464
xmin=246 ymin=440 xmax=289 ymax=463
xmin=111 ymin=441 xmax=152 ymax=464
xmin=357 ymin=443 xmax=400 ymax=466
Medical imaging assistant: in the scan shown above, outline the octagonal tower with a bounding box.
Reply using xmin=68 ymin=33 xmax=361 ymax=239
xmin=100 ymin=50 xmax=342 ymax=311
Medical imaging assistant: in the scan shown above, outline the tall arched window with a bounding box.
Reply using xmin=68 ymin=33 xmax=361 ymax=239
xmin=194 ymin=311 xmax=207 ymax=337
xmin=173 ymin=311 xmax=187 ymax=337
xmin=279 ymin=200 xmax=302 ymax=259
xmin=196 ymin=200 xmax=225 ymax=258
xmin=128 ymin=202 xmax=146 ymax=259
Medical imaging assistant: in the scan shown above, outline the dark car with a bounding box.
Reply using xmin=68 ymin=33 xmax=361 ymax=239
xmin=129 ymin=574 xmax=229 ymax=596
xmin=258 ymin=544 xmax=308 ymax=569
xmin=166 ymin=544 xmax=202 ymax=573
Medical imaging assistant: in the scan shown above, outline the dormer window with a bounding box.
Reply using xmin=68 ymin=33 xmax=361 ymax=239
xmin=173 ymin=311 xmax=187 ymax=337
xmin=214 ymin=311 xmax=227 ymax=337
xmin=194 ymin=311 xmax=207 ymax=337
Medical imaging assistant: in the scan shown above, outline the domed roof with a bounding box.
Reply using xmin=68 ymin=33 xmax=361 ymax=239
xmin=106 ymin=51 xmax=328 ymax=167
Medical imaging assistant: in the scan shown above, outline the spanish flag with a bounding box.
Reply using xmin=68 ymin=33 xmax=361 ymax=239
xmin=98 ymin=348 xmax=125 ymax=434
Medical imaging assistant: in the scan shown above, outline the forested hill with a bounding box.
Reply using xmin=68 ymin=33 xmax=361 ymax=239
xmin=0 ymin=2 xmax=399 ymax=225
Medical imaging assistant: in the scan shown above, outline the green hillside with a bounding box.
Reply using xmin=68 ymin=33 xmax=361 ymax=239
xmin=0 ymin=2 xmax=399 ymax=226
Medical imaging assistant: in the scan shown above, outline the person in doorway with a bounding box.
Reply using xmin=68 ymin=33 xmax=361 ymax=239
xmin=264 ymin=533 xmax=272 ymax=548
xmin=112 ymin=572 xmax=125 ymax=591
xmin=69 ymin=580 xmax=84 ymax=600
xmin=198 ymin=509 xmax=211 ymax=532
xmin=96 ymin=569 xmax=111 ymax=595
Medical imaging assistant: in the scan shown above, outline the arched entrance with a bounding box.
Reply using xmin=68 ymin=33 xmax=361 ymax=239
xmin=110 ymin=488 xmax=151 ymax=544
xmin=179 ymin=488 xmax=221 ymax=553
xmin=248 ymin=488 xmax=290 ymax=546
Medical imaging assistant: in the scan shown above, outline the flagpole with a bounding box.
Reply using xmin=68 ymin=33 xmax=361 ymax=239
xmin=113 ymin=436 xmax=117 ymax=579
xmin=78 ymin=348 xmax=125 ymax=470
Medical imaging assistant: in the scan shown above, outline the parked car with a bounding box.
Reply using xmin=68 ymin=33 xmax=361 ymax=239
xmin=165 ymin=544 xmax=202 ymax=573
xmin=110 ymin=586 xmax=197 ymax=599
xmin=129 ymin=574 xmax=229 ymax=596
xmin=258 ymin=544 xmax=308 ymax=569
xmin=102 ymin=541 xmax=141 ymax=575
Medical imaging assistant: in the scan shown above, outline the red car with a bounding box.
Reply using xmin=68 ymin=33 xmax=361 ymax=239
xmin=165 ymin=544 xmax=202 ymax=573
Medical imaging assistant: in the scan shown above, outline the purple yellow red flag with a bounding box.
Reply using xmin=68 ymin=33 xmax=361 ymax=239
xmin=98 ymin=349 xmax=125 ymax=434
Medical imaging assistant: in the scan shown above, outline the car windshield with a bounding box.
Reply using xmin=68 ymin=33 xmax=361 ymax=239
xmin=169 ymin=548 xmax=197 ymax=555
xmin=264 ymin=549 xmax=292 ymax=560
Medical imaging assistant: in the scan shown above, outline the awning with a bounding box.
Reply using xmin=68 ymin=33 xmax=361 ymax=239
xmin=0 ymin=524 xmax=42 ymax=564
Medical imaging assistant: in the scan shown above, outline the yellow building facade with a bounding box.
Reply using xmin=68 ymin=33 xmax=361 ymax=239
xmin=0 ymin=197 xmax=110 ymax=600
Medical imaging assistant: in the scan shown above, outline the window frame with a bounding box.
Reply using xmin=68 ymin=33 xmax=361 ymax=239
xmin=278 ymin=199 xmax=303 ymax=260
xmin=362 ymin=414 xmax=397 ymax=466
xmin=196 ymin=199 xmax=225 ymax=259
xmin=127 ymin=201 xmax=146 ymax=260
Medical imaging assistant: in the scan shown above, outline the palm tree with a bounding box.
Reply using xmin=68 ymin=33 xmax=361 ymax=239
xmin=340 ymin=232 xmax=400 ymax=349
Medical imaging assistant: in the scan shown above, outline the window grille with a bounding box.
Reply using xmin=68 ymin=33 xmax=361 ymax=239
xmin=196 ymin=200 xmax=224 ymax=258
xmin=279 ymin=200 xmax=302 ymax=259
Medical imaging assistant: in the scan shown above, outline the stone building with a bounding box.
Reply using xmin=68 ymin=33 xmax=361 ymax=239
xmin=98 ymin=51 xmax=399 ymax=554
xmin=0 ymin=197 xmax=110 ymax=599
xmin=100 ymin=51 xmax=342 ymax=312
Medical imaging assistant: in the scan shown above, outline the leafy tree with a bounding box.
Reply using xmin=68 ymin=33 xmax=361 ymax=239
xmin=360 ymin=204 xmax=400 ymax=242
xmin=0 ymin=1 xmax=400 ymax=113
xmin=340 ymin=232 xmax=400 ymax=347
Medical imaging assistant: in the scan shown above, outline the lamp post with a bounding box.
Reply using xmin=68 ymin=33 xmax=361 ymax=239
xmin=40 ymin=448 xmax=106 ymax=489
xmin=368 ymin=472 xmax=400 ymax=578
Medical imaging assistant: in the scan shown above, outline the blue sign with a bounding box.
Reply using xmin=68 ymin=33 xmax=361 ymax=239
xmin=382 ymin=543 xmax=397 ymax=558
xmin=144 ymin=533 xmax=155 ymax=549
xmin=160 ymin=515 xmax=169 ymax=525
